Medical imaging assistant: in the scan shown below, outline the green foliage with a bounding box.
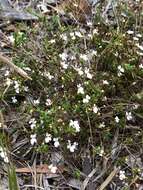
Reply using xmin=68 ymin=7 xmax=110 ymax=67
xmin=0 ymin=1 xmax=143 ymax=187
xmin=8 ymin=165 xmax=20 ymax=190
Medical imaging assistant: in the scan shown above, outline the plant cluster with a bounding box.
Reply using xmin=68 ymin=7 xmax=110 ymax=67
xmin=0 ymin=1 xmax=143 ymax=188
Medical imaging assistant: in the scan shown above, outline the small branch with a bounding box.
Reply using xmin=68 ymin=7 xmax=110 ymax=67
xmin=0 ymin=53 xmax=32 ymax=80
xmin=81 ymin=168 xmax=97 ymax=190
xmin=98 ymin=167 xmax=119 ymax=190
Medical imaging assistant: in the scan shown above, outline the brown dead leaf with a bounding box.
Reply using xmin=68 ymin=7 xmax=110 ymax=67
xmin=15 ymin=164 xmax=64 ymax=174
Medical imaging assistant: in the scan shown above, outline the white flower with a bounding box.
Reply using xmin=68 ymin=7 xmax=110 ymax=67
xmin=118 ymin=65 xmax=124 ymax=73
xmin=87 ymin=21 xmax=93 ymax=27
xmin=103 ymin=96 xmax=107 ymax=101
xmin=119 ymin=170 xmax=126 ymax=180
xmin=46 ymin=98 xmax=52 ymax=106
xmin=93 ymin=104 xmax=99 ymax=113
xmin=12 ymin=96 xmax=17 ymax=103
xmin=24 ymin=86 xmax=29 ymax=92
xmin=49 ymin=39 xmax=56 ymax=44
xmin=90 ymin=49 xmax=97 ymax=56
xmin=59 ymin=52 xmax=68 ymax=61
xmin=33 ymin=99 xmax=40 ymax=105
xmin=137 ymin=51 xmax=143 ymax=56
xmin=4 ymin=156 xmax=9 ymax=163
xmin=14 ymin=80 xmax=20 ymax=93
xmin=77 ymin=84 xmax=84 ymax=94
xmin=5 ymin=78 xmax=12 ymax=86
xmin=126 ymin=112 xmax=133 ymax=121
xmin=75 ymin=67 xmax=84 ymax=76
xmin=133 ymin=36 xmax=139 ymax=41
xmin=114 ymin=52 xmax=119 ymax=57
xmin=133 ymin=104 xmax=139 ymax=110
xmin=7 ymin=35 xmax=15 ymax=44
xmin=70 ymin=32 xmax=76 ymax=40
xmin=136 ymin=34 xmax=142 ymax=38
xmin=99 ymin=149 xmax=104 ymax=157
xmin=73 ymin=3 xmax=78 ymax=7
xmin=98 ymin=122 xmax=105 ymax=128
xmin=115 ymin=116 xmax=120 ymax=123
xmin=48 ymin=164 xmax=57 ymax=174
xmin=60 ymin=61 xmax=68 ymax=69
xmin=75 ymin=31 xmax=83 ymax=38
xmin=87 ymin=33 xmax=92 ymax=39
xmin=45 ymin=72 xmax=54 ymax=80
xmin=45 ymin=133 xmax=52 ymax=143
xmin=0 ymin=147 xmax=9 ymax=163
xmin=117 ymin=65 xmax=124 ymax=76
xmin=127 ymin=30 xmax=134 ymax=35
xmin=60 ymin=33 xmax=68 ymax=41
xmin=139 ymin=64 xmax=143 ymax=69
xmin=70 ymin=55 xmax=76 ymax=60
xmin=37 ymin=3 xmax=48 ymax=13
xmin=4 ymin=70 xmax=10 ymax=76
xmin=29 ymin=118 xmax=37 ymax=129
xmin=69 ymin=120 xmax=80 ymax=132
xmin=103 ymin=80 xmax=109 ymax=85
xmin=85 ymin=68 xmax=92 ymax=79
xmin=80 ymin=54 xmax=88 ymax=61
xmin=136 ymin=43 xmax=143 ymax=51
xmin=86 ymin=72 xmax=92 ymax=79
xmin=53 ymin=138 xmax=60 ymax=148
xmin=83 ymin=95 xmax=90 ymax=104
xmin=30 ymin=134 xmax=37 ymax=145
xmin=67 ymin=140 xmax=78 ymax=152
xmin=93 ymin=29 xmax=98 ymax=35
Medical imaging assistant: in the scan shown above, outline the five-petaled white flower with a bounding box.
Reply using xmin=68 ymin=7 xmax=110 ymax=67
xmin=45 ymin=133 xmax=52 ymax=143
xmin=103 ymin=80 xmax=109 ymax=85
xmin=117 ymin=65 xmax=124 ymax=77
xmin=119 ymin=170 xmax=126 ymax=180
xmin=98 ymin=122 xmax=105 ymax=128
xmin=80 ymin=54 xmax=88 ymax=61
xmin=69 ymin=120 xmax=80 ymax=132
xmin=85 ymin=69 xmax=93 ymax=79
xmin=53 ymin=138 xmax=60 ymax=148
xmin=83 ymin=95 xmax=90 ymax=104
xmin=48 ymin=164 xmax=57 ymax=174
xmin=77 ymin=84 xmax=84 ymax=94
xmin=29 ymin=118 xmax=37 ymax=129
xmin=12 ymin=96 xmax=17 ymax=103
xmin=33 ymin=99 xmax=40 ymax=105
xmin=46 ymin=98 xmax=52 ymax=106
xmin=60 ymin=61 xmax=68 ymax=69
xmin=93 ymin=104 xmax=99 ymax=113
xmin=60 ymin=33 xmax=68 ymax=41
xmin=75 ymin=31 xmax=83 ymax=38
xmin=126 ymin=112 xmax=133 ymax=121
xmin=67 ymin=140 xmax=78 ymax=152
xmin=59 ymin=52 xmax=68 ymax=61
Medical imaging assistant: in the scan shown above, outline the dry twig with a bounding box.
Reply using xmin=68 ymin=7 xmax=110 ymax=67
xmin=98 ymin=167 xmax=119 ymax=190
xmin=0 ymin=53 xmax=32 ymax=80
xmin=81 ymin=168 xmax=97 ymax=190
